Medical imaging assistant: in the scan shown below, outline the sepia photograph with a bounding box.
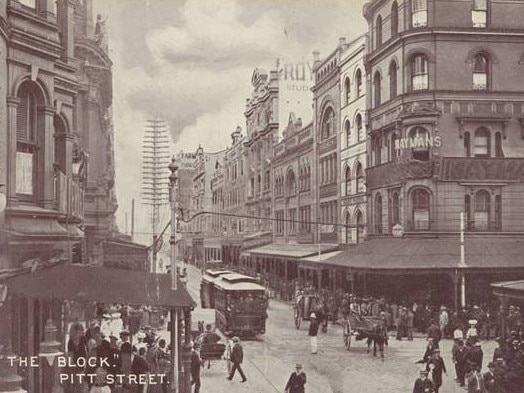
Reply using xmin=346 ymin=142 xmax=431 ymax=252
xmin=1 ymin=0 xmax=524 ymax=392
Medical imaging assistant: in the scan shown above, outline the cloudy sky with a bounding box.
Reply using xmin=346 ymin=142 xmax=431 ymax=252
xmin=93 ymin=0 xmax=368 ymax=240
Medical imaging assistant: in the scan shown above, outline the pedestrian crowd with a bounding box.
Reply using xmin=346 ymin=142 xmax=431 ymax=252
xmin=412 ymin=304 xmax=524 ymax=393
xmin=64 ymin=320 xmax=171 ymax=393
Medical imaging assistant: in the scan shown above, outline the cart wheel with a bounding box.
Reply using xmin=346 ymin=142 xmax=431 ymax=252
xmin=294 ymin=307 xmax=301 ymax=330
xmin=343 ymin=323 xmax=351 ymax=350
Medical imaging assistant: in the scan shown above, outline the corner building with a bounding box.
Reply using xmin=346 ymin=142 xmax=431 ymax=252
xmin=359 ymin=0 xmax=524 ymax=305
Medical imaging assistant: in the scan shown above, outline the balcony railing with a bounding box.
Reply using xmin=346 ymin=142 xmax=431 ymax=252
xmin=55 ymin=171 xmax=84 ymax=221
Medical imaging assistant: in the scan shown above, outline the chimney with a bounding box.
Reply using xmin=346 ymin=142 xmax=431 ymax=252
xmin=339 ymin=37 xmax=347 ymax=47
xmin=296 ymin=118 xmax=303 ymax=129
xmin=312 ymin=51 xmax=321 ymax=72
xmin=231 ymin=126 xmax=242 ymax=145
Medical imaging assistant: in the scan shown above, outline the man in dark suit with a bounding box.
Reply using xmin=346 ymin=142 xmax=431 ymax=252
xmin=227 ymin=337 xmax=246 ymax=382
xmin=483 ymin=362 xmax=497 ymax=393
xmin=412 ymin=370 xmax=435 ymax=393
xmin=285 ymin=364 xmax=307 ymax=393
xmin=190 ymin=342 xmax=203 ymax=393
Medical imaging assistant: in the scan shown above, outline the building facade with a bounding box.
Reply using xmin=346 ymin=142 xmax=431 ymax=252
xmin=312 ymin=44 xmax=343 ymax=244
xmin=339 ymin=35 xmax=368 ymax=245
xmin=273 ymin=115 xmax=314 ymax=244
xmin=360 ymin=0 xmax=524 ymax=304
xmin=244 ymin=68 xmax=278 ymax=234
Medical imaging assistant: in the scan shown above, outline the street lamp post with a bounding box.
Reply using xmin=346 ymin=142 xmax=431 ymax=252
xmin=38 ymin=320 xmax=63 ymax=393
xmin=168 ymin=156 xmax=179 ymax=393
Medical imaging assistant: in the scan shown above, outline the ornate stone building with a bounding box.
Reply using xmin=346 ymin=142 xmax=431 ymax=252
xmin=244 ymin=68 xmax=279 ymax=234
xmin=359 ymin=0 xmax=524 ymax=304
xmin=339 ymin=34 xmax=368 ymax=245
xmin=273 ymin=115 xmax=314 ymax=244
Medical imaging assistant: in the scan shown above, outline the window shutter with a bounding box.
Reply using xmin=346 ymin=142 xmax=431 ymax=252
xmin=17 ymin=96 xmax=28 ymax=141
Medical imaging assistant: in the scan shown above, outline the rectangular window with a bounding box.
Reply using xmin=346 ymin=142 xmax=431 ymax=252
xmin=472 ymin=0 xmax=487 ymax=28
xmin=289 ymin=208 xmax=296 ymax=234
xmin=413 ymin=209 xmax=429 ymax=230
xmin=16 ymin=151 xmax=34 ymax=195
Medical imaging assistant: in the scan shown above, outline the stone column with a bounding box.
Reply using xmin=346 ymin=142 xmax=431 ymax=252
xmin=6 ymin=97 xmax=20 ymax=206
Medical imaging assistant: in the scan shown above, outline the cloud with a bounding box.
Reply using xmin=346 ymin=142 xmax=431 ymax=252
xmin=98 ymin=0 xmax=369 ymax=229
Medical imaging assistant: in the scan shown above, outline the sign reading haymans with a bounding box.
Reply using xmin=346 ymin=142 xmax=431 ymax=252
xmin=394 ymin=134 xmax=442 ymax=150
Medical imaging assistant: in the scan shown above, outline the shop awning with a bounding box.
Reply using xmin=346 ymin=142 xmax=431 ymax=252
xmin=491 ymin=280 xmax=524 ymax=301
xmin=7 ymin=264 xmax=196 ymax=308
xmin=301 ymin=236 xmax=524 ymax=273
xmin=241 ymin=243 xmax=338 ymax=259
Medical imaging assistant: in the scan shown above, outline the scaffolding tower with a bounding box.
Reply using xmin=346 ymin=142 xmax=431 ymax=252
xmin=141 ymin=119 xmax=171 ymax=272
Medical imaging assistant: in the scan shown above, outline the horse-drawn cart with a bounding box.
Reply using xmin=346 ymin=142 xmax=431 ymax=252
xmin=342 ymin=313 xmax=387 ymax=352
xmin=293 ymin=293 xmax=323 ymax=329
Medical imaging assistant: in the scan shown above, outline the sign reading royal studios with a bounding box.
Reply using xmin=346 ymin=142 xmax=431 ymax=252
xmin=277 ymin=58 xmax=313 ymax=132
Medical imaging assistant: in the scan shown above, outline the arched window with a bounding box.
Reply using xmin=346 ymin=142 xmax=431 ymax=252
xmin=409 ymin=127 xmax=430 ymax=161
xmin=389 ymin=61 xmax=397 ymax=99
xmin=356 ymin=113 xmax=363 ymax=142
xmin=495 ymin=132 xmax=503 ymax=157
xmin=465 ymin=194 xmax=472 ymax=230
xmin=391 ymin=191 xmax=400 ymax=228
xmin=345 ymin=166 xmax=351 ymax=196
xmin=412 ymin=188 xmax=430 ymax=230
xmin=495 ymin=194 xmax=502 ymax=231
xmin=356 ymin=162 xmax=365 ymax=194
xmin=375 ymin=194 xmax=383 ymax=234
xmin=356 ymin=69 xmax=363 ymax=97
xmin=474 ymin=127 xmax=490 ymax=157
xmin=372 ymin=135 xmax=382 ymax=166
xmin=16 ymin=83 xmax=41 ymax=200
xmin=344 ymin=119 xmax=351 ymax=147
xmin=373 ymin=71 xmax=381 ymax=108
xmin=306 ymin=165 xmax=311 ymax=189
xmin=376 ymin=15 xmax=383 ymax=48
xmin=472 ymin=0 xmax=488 ymax=28
xmin=474 ymin=190 xmax=490 ymax=230
xmin=412 ymin=0 xmax=428 ymax=27
xmin=286 ymin=171 xmax=296 ymax=196
xmin=345 ymin=212 xmax=351 ymax=244
xmin=411 ymin=54 xmax=429 ymax=90
xmin=473 ymin=53 xmax=489 ymax=90
xmin=321 ymin=107 xmax=335 ymax=140
xmin=391 ymin=2 xmax=399 ymax=37
xmin=464 ymin=131 xmax=471 ymax=157
xmin=344 ymin=77 xmax=350 ymax=104
xmin=356 ymin=210 xmax=364 ymax=244
xmin=54 ymin=116 xmax=68 ymax=174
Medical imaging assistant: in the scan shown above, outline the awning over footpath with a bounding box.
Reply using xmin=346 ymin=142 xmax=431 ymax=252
xmin=241 ymin=243 xmax=338 ymax=259
xmin=299 ymin=236 xmax=524 ymax=273
xmin=7 ymin=264 xmax=196 ymax=308
xmin=491 ymin=280 xmax=524 ymax=301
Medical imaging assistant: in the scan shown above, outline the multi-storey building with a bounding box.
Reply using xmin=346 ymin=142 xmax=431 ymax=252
xmin=339 ymin=34 xmax=368 ymax=245
xmin=273 ymin=115 xmax=314 ymax=244
xmin=244 ymin=68 xmax=279 ymax=234
xmin=210 ymin=127 xmax=247 ymax=266
xmin=358 ymin=0 xmax=524 ymax=304
xmin=312 ymin=43 xmax=344 ymax=244
xmin=176 ymin=150 xmax=195 ymax=262
xmin=190 ymin=146 xmax=224 ymax=265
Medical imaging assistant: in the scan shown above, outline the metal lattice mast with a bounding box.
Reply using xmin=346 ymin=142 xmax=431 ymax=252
xmin=141 ymin=119 xmax=170 ymax=272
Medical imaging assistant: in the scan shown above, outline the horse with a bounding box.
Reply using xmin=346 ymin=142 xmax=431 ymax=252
xmin=366 ymin=322 xmax=388 ymax=361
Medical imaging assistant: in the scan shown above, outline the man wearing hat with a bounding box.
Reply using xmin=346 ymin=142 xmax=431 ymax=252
xmin=190 ymin=342 xmax=203 ymax=393
xmin=308 ymin=313 xmax=320 ymax=354
xmin=412 ymin=370 xmax=435 ymax=393
xmin=227 ymin=337 xmax=246 ymax=382
xmin=285 ymin=364 xmax=307 ymax=393
xmin=426 ymin=349 xmax=446 ymax=393
xmin=483 ymin=362 xmax=497 ymax=393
